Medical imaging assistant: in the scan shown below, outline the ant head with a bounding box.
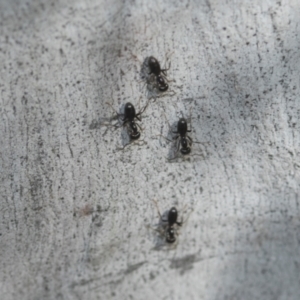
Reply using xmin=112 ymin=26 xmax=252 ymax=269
xmin=177 ymin=118 xmax=188 ymax=135
xmin=124 ymin=102 xmax=136 ymax=120
xmin=168 ymin=207 xmax=178 ymax=225
xmin=148 ymin=56 xmax=159 ymax=66
xmin=148 ymin=56 xmax=161 ymax=75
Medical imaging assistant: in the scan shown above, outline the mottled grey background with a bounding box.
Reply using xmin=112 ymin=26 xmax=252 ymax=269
xmin=1 ymin=0 xmax=300 ymax=299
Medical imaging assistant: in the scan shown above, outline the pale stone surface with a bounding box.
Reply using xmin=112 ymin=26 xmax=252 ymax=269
xmin=1 ymin=0 xmax=300 ymax=299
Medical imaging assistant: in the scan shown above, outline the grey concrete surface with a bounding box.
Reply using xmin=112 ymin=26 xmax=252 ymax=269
xmin=1 ymin=0 xmax=300 ymax=299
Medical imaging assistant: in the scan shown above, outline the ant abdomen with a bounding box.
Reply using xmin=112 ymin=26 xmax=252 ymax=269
xmin=180 ymin=137 xmax=191 ymax=155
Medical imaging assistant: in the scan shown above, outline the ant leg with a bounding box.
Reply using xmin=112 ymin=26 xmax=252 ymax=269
xmin=161 ymin=111 xmax=172 ymax=130
xmin=121 ymin=119 xmax=128 ymax=127
xmin=167 ymin=137 xmax=180 ymax=158
xmin=188 ymin=107 xmax=193 ymax=132
xmin=100 ymin=122 xmax=122 ymax=130
xmin=105 ymin=102 xmax=119 ymax=115
xmin=138 ymin=79 xmax=147 ymax=86
xmin=101 ymin=120 xmax=127 ymax=138
xmin=146 ymin=224 xmax=165 ymax=235
xmin=153 ymin=200 xmax=169 ymax=222
xmin=116 ymin=139 xmax=146 ymax=151
xmin=152 ymin=113 xmax=176 ymax=141
xmin=138 ymin=95 xmax=142 ymax=111
xmin=187 ymin=136 xmax=204 ymax=155
xmin=135 ymin=122 xmax=143 ymax=132
xmin=175 ymin=137 xmax=181 ymax=154
xmin=135 ymin=96 xmax=144 ymax=121
xmin=172 ymin=135 xmax=179 ymax=140
xmin=152 ymin=200 xmax=170 ymax=224
xmin=136 ymin=97 xmax=150 ymax=118
xmin=140 ymin=57 xmax=152 ymax=82
xmin=161 ymin=51 xmax=174 ymax=73
xmin=186 ymin=132 xmax=209 ymax=146
xmin=152 ymin=134 xmax=174 ymax=143
xmin=133 ymin=55 xmax=148 ymax=84
xmin=151 ymin=88 xmax=176 ymax=99
xmin=152 ymin=199 xmax=162 ymax=219
xmin=161 ymin=73 xmax=175 ymax=83
xmin=169 ymin=140 xmax=185 ymax=161
xmin=130 ymin=51 xmax=143 ymax=64
xmin=193 ymin=141 xmax=210 ymax=145
xmin=98 ymin=113 xmax=124 ymax=129
xmin=167 ymin=137 xmax=181 ymax=161
xmin=116 ymin=143 xmax=132 ymax=151
xmin=162 ymin=111 xmax=179 ymax=137
xmin=176 ymin=204 xmax=188 ymax=226
xmin=187 ymin=135 xmax=193 ymax=143
xmin=189 ymin=136 xmax=210 ymax=145
xmin=105 ymin=102 xmax=124 ymax=121
xmin=161 ymin=68 xmax=169 ymax=75
xmin=183 ymin=205 xmax=194 ymax=226
xmin=167 ymin=90 xmax=176 ymax=97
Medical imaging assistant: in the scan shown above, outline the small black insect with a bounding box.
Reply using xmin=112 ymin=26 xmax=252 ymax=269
xmin=122 ymin=102 xmax=142 ymax=140
xmin=153 ymin=200 xmax=182 ymax=244
xmin=155 ymin=113 xmax=208 ymax=160
xmin=148 ymin=56 xmax=169 ymax=92
xmin=105 ymin=100 xmax=149 ymax=142
xmin=165 ymin=207 xmax=182 ymax=243
xmin=173 ymin=118 xmax=193 ymax=155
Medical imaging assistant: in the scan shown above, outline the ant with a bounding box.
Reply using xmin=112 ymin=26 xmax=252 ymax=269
xmin=173 ymin=118 xmax=193 ymax=155
xmin=155 ymin=114 xmax=208 ymax=160
xmin=153 ymin=200 xmax=183 ymax=244
xmin=147 ymin=56 xmax=169 ymax=92
xmin=121 ymin=102 xmax=143 ymax=140
xmin=105 ymin=100 xmax=149 ymax=144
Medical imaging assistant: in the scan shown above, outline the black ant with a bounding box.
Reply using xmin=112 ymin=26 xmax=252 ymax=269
xmin=173 ymin=118 xmax=193 ymax=155
xmin=121 ymin=102 xmax=142 ymax=140
xmin=153 ymin=200 xmax=183 ymax=244
xmin=105 ymin=100 xmax=149 ymax=144
xmin=155 ymin=114 xmax=209 ymax=160
xmin=148 ymin=56 xmax=169 ymax=92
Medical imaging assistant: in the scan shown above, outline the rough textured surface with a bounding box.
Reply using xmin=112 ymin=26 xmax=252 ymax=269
xmin=1 ymin=0 xmax=300 ymax=299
